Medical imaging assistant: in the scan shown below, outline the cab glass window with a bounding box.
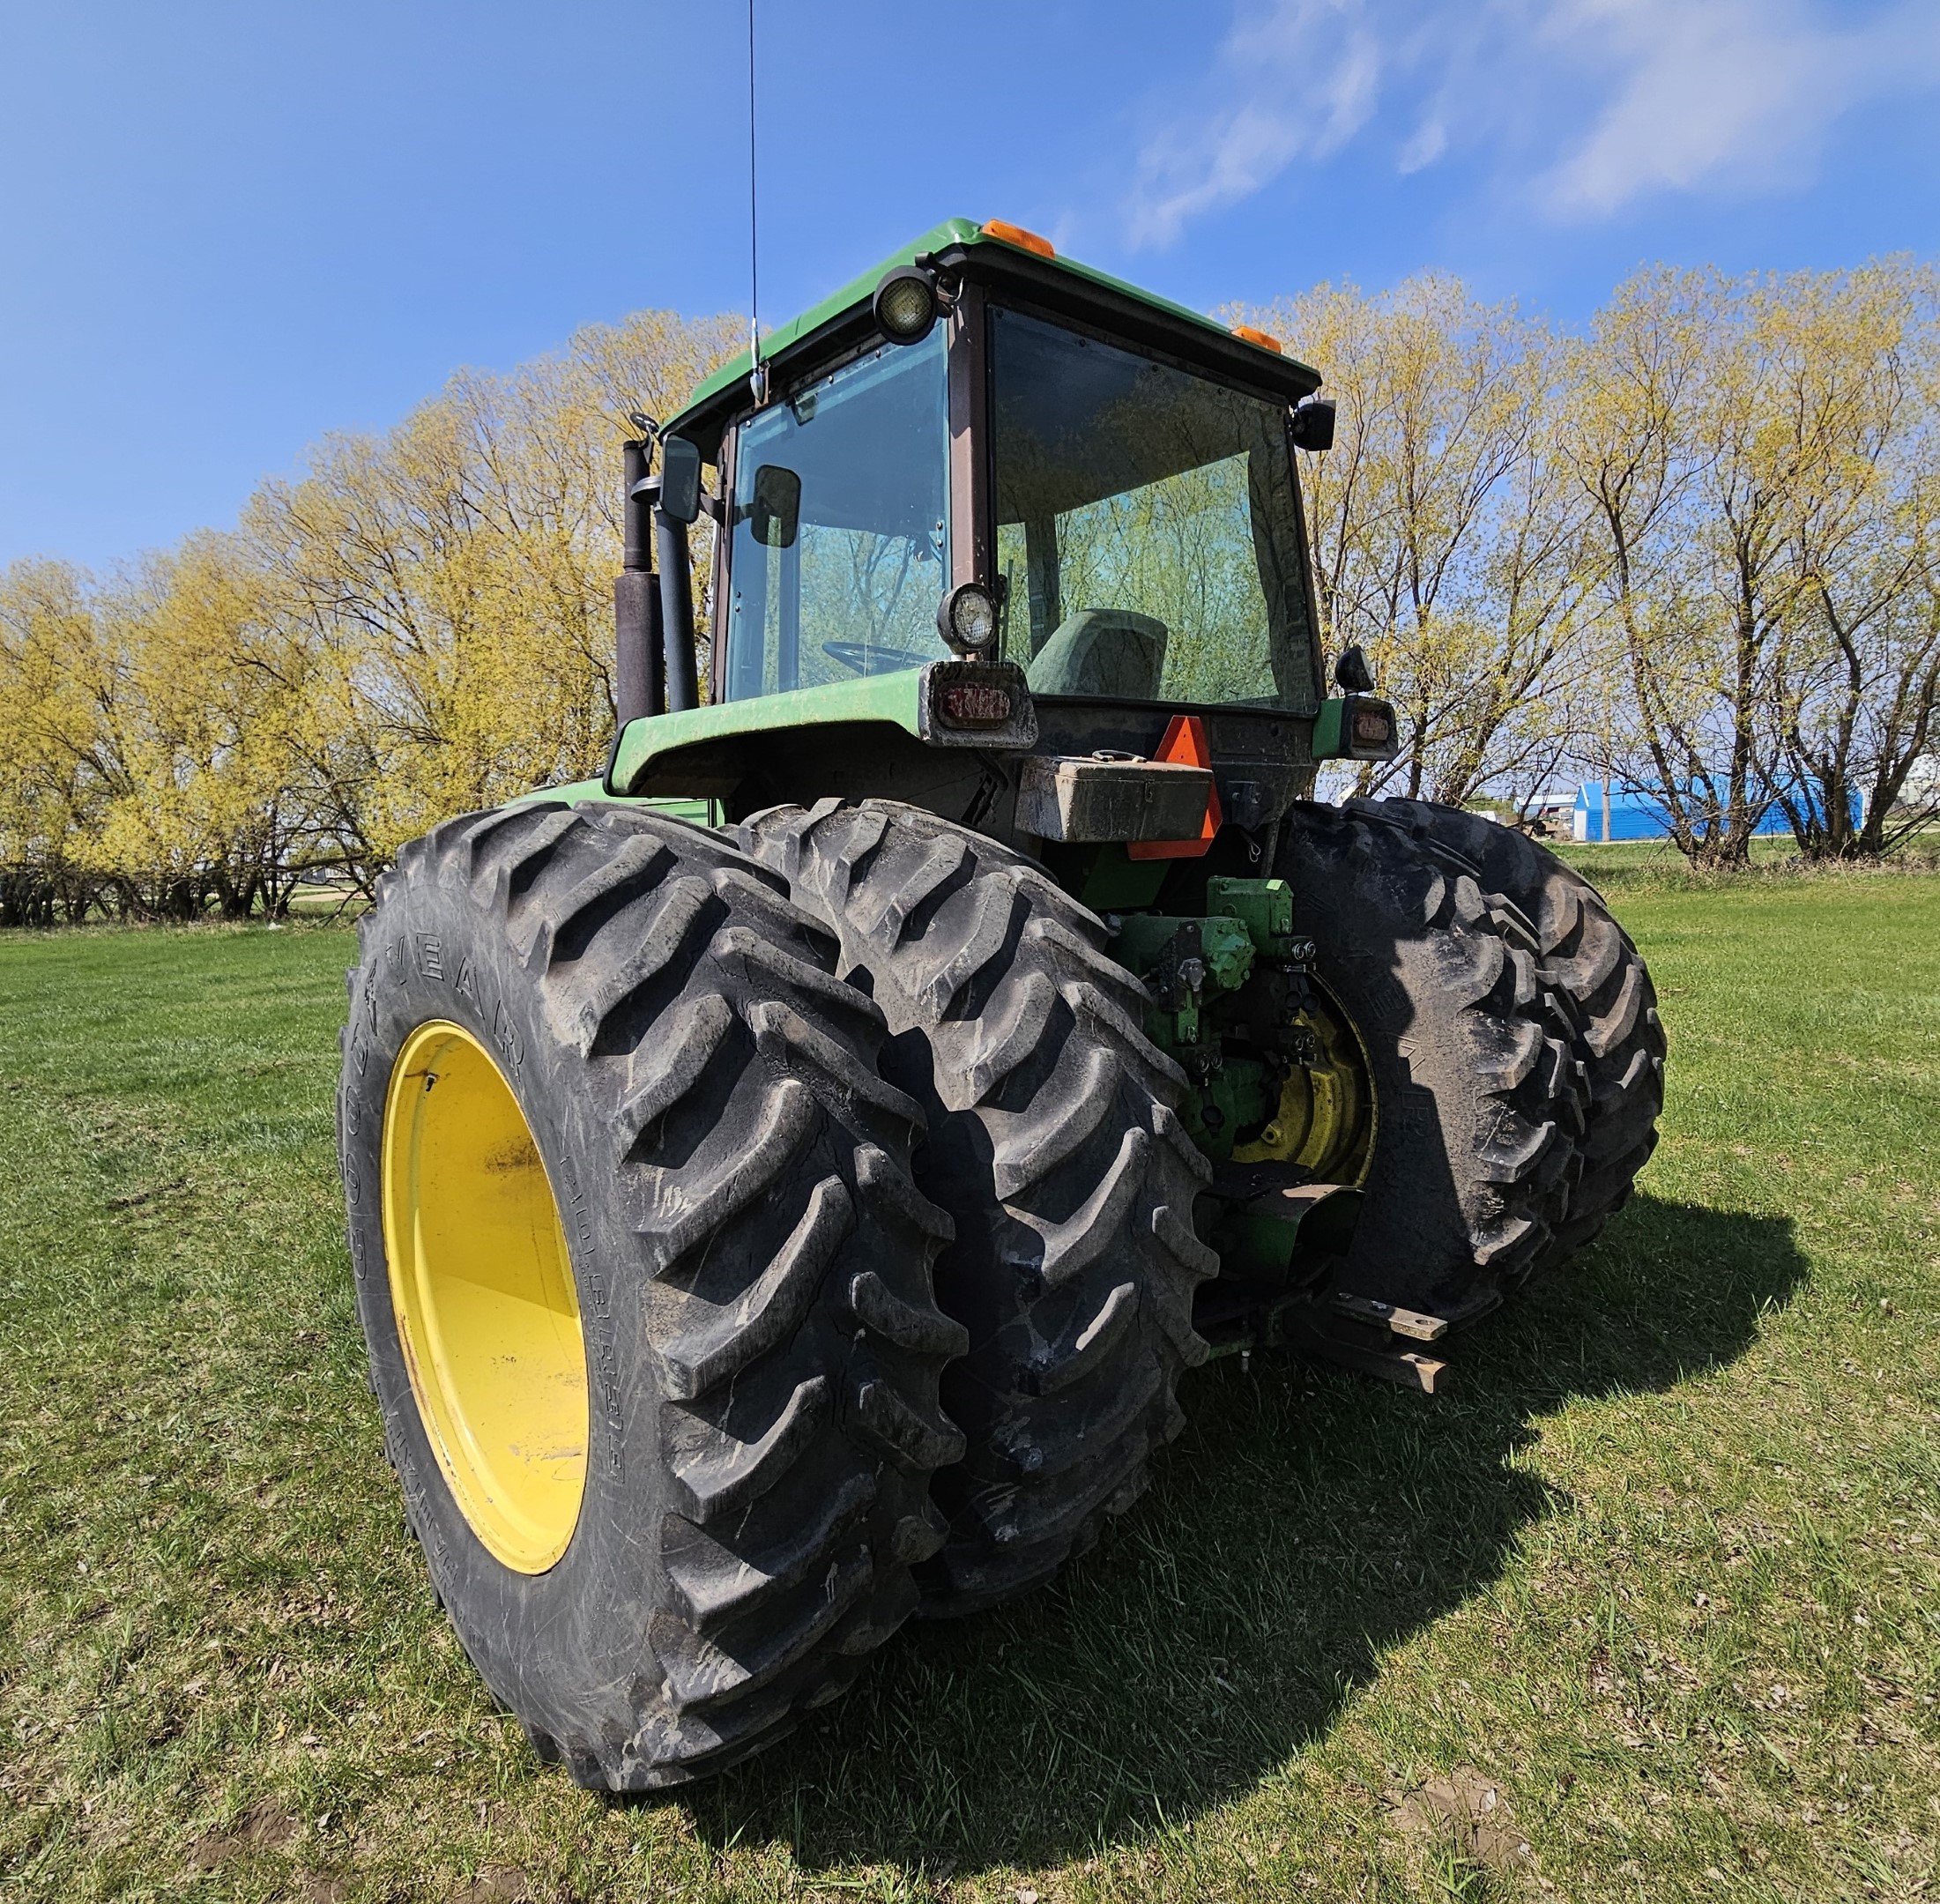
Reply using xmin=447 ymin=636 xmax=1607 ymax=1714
xmin=723 ymin=332 xmax=950 ymax=700
xmin=991 ymin=306 xmax=1318 ymax=713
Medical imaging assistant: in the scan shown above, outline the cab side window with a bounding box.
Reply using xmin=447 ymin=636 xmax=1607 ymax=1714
xmin=723 ymin=333 xmax=951 ymax=700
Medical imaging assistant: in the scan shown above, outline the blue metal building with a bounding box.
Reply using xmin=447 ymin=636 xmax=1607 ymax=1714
xmin=1572 ymin=780 xmax=1860 ymax=843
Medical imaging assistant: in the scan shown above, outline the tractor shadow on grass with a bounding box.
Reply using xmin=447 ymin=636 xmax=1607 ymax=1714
xmin=680 ymin=1191 xmax=1806 ymax=1875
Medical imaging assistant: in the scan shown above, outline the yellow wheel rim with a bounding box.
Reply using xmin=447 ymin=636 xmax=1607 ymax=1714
xmin=1230 ymin=980 xmax=1376 ymax=1186
xmin=381 ymin=1020 xmax=588 ymax=1573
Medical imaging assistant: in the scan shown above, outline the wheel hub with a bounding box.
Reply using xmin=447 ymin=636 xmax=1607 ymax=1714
xmin=1230 ymin=987 xmax=1373 ymax=1183
xmin=380 ymin=1020 xmax=588 ymax=1573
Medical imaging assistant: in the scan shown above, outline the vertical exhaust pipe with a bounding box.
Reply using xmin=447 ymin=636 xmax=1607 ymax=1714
xmin=655 ymin=509 xmax=699 ymax=713
xmin=613 ymin=435 xmax=664 ymax=725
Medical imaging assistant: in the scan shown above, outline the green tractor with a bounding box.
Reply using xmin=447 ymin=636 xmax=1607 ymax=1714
xmin=338 ymin=218 xmax=1663 ymax=1789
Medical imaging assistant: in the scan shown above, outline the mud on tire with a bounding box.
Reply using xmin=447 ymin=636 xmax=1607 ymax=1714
xmin=338 ymin=800 xmax=965 ymax=1789
xmin=740 ymin=799 xmax=1217 ymax=1616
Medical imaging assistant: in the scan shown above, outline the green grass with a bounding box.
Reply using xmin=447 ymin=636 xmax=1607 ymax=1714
xmin=1552 ymin=833 xmax=1940 ymax=892
xmin=1 ymin=885 xmax=1936 ymax=1902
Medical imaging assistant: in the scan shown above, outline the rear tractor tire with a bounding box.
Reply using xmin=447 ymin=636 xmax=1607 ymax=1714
xmin=338 ymin=800 xmax=966 ymax=1789
xmin=740 ymin=799 xmax=1217 ymax=1617
xmin=1342 ymin=798 xmax=1666 ymax=1265
xmin=1273 ymin=799 xmax=1661 ymax=1320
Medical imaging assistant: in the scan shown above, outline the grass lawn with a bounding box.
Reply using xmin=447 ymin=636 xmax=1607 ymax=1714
xmin=1 ymin=877 xmax=1936 ymax=1902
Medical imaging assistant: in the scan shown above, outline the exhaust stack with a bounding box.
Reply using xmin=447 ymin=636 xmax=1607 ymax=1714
xmin=613 ymin=435 xmax=665 ymax=725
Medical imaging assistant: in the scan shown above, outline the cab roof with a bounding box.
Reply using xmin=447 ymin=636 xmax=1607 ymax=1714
xmin=662 ymin=217 xmax=1322 ymax=456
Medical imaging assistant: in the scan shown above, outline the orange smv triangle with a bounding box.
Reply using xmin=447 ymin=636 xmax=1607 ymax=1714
xmin=1126 ymin=714 xmax=1223 ymax=859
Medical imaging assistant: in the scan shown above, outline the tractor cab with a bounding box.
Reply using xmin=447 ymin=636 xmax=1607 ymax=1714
xmin=608 ymin=218 xmax=1396 ymax=872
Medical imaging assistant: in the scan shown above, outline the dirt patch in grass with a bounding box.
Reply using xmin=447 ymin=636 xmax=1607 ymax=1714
xmin=1385 ymin=1766 xmax=1534 ymax=1880
xmin=186 ymin=1796 xmax=303 ymax=1871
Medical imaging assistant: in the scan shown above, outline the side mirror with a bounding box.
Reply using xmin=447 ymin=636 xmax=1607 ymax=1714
xmin=658 ymin=435 xmax=703 ymax=524
xmin=1334 ymin=643 xmax=1374 ymax=694
xmin=750 ymin=465 xmax=801 ymax=549
xmin=1291 ymin=395 xmax=1336 ymax=452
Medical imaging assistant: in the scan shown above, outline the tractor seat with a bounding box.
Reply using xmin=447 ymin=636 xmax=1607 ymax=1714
xmin=1024 ymin=609 xmax=1169 ymax=699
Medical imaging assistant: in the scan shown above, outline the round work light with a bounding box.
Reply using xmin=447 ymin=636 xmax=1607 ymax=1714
xmin=873 ymin=266 xmax=940 ymax=345
xmin=938 ymin=581 xmax=1000 ymax=654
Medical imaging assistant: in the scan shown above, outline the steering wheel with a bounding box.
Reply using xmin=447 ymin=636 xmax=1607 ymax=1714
xmin=821 ymin=640 xmax=934 ymax=677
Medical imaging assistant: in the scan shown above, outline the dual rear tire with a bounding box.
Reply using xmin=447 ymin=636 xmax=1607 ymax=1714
xmin=339 ymin=792 xmax=1662 ymax=1786
xmin=738 ymin=799 xmax=1218 ymax=1615
xmin=338 ymin=800 xmax=964 ymax=1789
xmin=1342 ymin=799 xmax=1666 ymax=1266
xmin=1271 ymin=799 xmax=1662 ymax=1319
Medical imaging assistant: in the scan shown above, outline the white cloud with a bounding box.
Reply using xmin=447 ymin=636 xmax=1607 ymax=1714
xmin=1127 ymin=0 xmax=1383 ymax=249
xmin=1396 ymin=117 xmax=1448 ymax=176
xmin=1540 ymin=0 xmax=1939 ymax=215
xmin=1123 ymin=0 xmax=1940 ymax=245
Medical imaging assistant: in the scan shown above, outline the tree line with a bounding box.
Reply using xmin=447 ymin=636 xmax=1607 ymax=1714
xmin=4 ymin=261 xmax=1936 ymax=924
xmin=1240 ymin=261 xmax=1940 ymax=863
xmin=0 ymin=309 xmax=738 ymax=925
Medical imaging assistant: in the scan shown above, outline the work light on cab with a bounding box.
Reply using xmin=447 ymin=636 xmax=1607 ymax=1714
xmin=873 ymin=265 xmax=940 ymax=345
xmin=938 ymin=580 xmax=999 ymax=654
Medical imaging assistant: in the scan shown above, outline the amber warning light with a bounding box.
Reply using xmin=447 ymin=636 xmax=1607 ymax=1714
xmin=981 ymin=219 xmax=1056 ymax=258
xmin=938 ymin=682 xmax=1015 ymax=729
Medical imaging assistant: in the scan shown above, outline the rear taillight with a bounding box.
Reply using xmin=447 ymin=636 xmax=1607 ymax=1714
xmin=918 ymin=659 xmax=1038 ymax=748
xmin=938 ymin=682 xmax=1013 ymax=728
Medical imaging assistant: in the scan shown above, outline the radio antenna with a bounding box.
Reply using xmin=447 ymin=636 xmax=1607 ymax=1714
xmin=747 ymin=0 xmax=766 ymax=404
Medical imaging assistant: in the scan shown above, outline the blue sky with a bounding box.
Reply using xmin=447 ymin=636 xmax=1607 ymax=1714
xmin=3 ymin=0 xmax=1936 ymax=569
